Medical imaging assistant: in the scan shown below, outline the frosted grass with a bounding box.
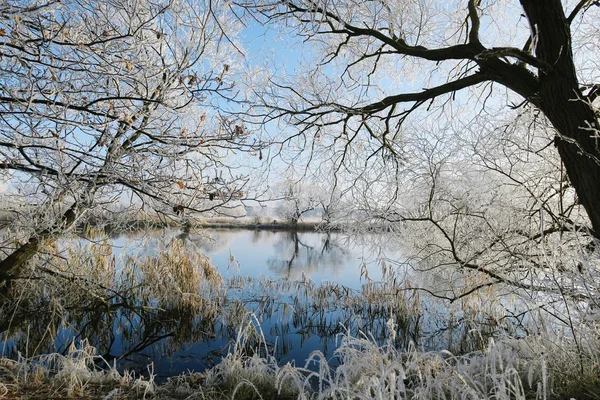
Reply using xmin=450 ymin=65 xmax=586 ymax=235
xmin=3 ymin=313 xmax=599 ymax=399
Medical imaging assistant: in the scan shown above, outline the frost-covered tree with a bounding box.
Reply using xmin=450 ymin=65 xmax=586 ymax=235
xmin=239 ymin=0 xmax=600 ymax=237
xmin=362 ymin=111 xmax=598 ymax=303
xmin=276 ymin=178 xmax=326 ymax=225
xmin=0 ymin=0 xmax=253 ymax=281
xmin=232 ymin=0 xmax=600 ymax=331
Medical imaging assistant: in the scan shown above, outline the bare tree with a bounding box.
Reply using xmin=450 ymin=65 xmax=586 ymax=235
xmin=276 ymin=176 xmax=332 ymax=225
xmin=277 ymin=179 xmax=318 ymax=225
xmin=337 ymin=110 xmax=600 ymax=347
xmin=237 ymin=0 xmax=600 ymax=237
xmin=0 ymin=0 xmax=254 ymax=281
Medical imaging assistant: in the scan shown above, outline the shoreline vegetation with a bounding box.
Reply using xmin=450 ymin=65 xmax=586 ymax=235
xmin=0 ymin=234 xmax=599 ymax=399
xmin=98 ymin=218 xmax=339 ymax=236
xmin=1 ymin=319 xmax=599 ymax=400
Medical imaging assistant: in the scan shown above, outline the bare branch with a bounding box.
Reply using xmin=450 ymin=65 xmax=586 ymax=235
xmin=284 ymin=2 xmax=485 ymax=61
xmin=350 ymin=73 xmax=489 ymax=114
xmin=567 ymin=0 xmax=599 ymax=23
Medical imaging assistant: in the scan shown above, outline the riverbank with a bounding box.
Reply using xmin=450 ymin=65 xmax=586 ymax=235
xmin=85 ymin=216 xmax=342 ymax=237
xmin=0 ymin=208 xmax=334 ymax=233
xmin=2 ymin=224 xmax=599 ymax=399
xmin=191 ymin=218 xmax=332 ymax=232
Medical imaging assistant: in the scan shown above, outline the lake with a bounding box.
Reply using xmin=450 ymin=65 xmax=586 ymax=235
xmin=0 ymin=228 xmax=526 ymax=380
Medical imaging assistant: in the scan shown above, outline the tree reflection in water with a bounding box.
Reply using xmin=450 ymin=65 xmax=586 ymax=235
xmin=268 ymin=231 xmax=350 ymax=281
xmin=0 ymin=229 xmax=529 ymax=378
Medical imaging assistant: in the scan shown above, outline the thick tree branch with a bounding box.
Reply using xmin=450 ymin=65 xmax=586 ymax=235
xmin=467 ymin=0 xmax=481 ymax=45
xmin=285 ymin=2 xmax=485 ymax=61
xmin=475 ymin=47 xmax=552 ymax=72
xmin=348 ymin=73 xmax=489 ymax=115
xmin=281 ymin=1 xmax=542 ymax=112
xmin=587 ymin=83 xmax=600 ymax=103
xmin=0 ymin=200 xmax=84 ymax=281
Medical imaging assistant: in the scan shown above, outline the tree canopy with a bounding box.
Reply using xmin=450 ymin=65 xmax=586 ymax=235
xmin=239 ymin=0 xmax=600 ymax=236
xmin=0 ymin=0 xmax=252 ymax=280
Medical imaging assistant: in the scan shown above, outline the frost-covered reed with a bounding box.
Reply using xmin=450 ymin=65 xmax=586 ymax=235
xmin=2 ymin=313 xmax=599 ymax=399
xmin=1 ymin=232 xmax=600 ymax=398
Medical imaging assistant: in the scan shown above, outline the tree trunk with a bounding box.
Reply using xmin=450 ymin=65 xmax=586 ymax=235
xmin=0 ymin=202 xmax=80 ymax=282
xmin=521 ymin=0 xmax=600 ymax=237
xmin=291 ymin=214 xmax=299 ymax=226
xmin=550 ymin=103 xmax=600 ymax=237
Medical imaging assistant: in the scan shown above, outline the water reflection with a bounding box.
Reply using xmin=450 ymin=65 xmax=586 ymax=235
xmin=0 ymin=228 xmax=530 ymax=379
xmin=267 ymin=232 xmax=349 ymax=281
xmin=188 ymin=229 xmax=372 ymax=287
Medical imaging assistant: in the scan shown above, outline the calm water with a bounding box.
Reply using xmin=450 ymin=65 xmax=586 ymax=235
xmin=0 ymin=228 xmax=525 ymax=379
xmin=176 ymin=229 xmax=385 ymax=287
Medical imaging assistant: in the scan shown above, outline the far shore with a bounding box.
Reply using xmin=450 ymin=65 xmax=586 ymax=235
xmin=82 ymin=215 xmax=345 ymax=234
xmin=193 ymin=220 xmax=333 ymax=231
xmin=1 ymin=212 xmax=392 ymax=234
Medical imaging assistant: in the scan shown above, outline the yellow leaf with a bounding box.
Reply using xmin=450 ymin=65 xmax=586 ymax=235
xmin=176 ymin=181 xmax=184 ymax=189
xmin=125 ymin=61 xmax=132 ymax=71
